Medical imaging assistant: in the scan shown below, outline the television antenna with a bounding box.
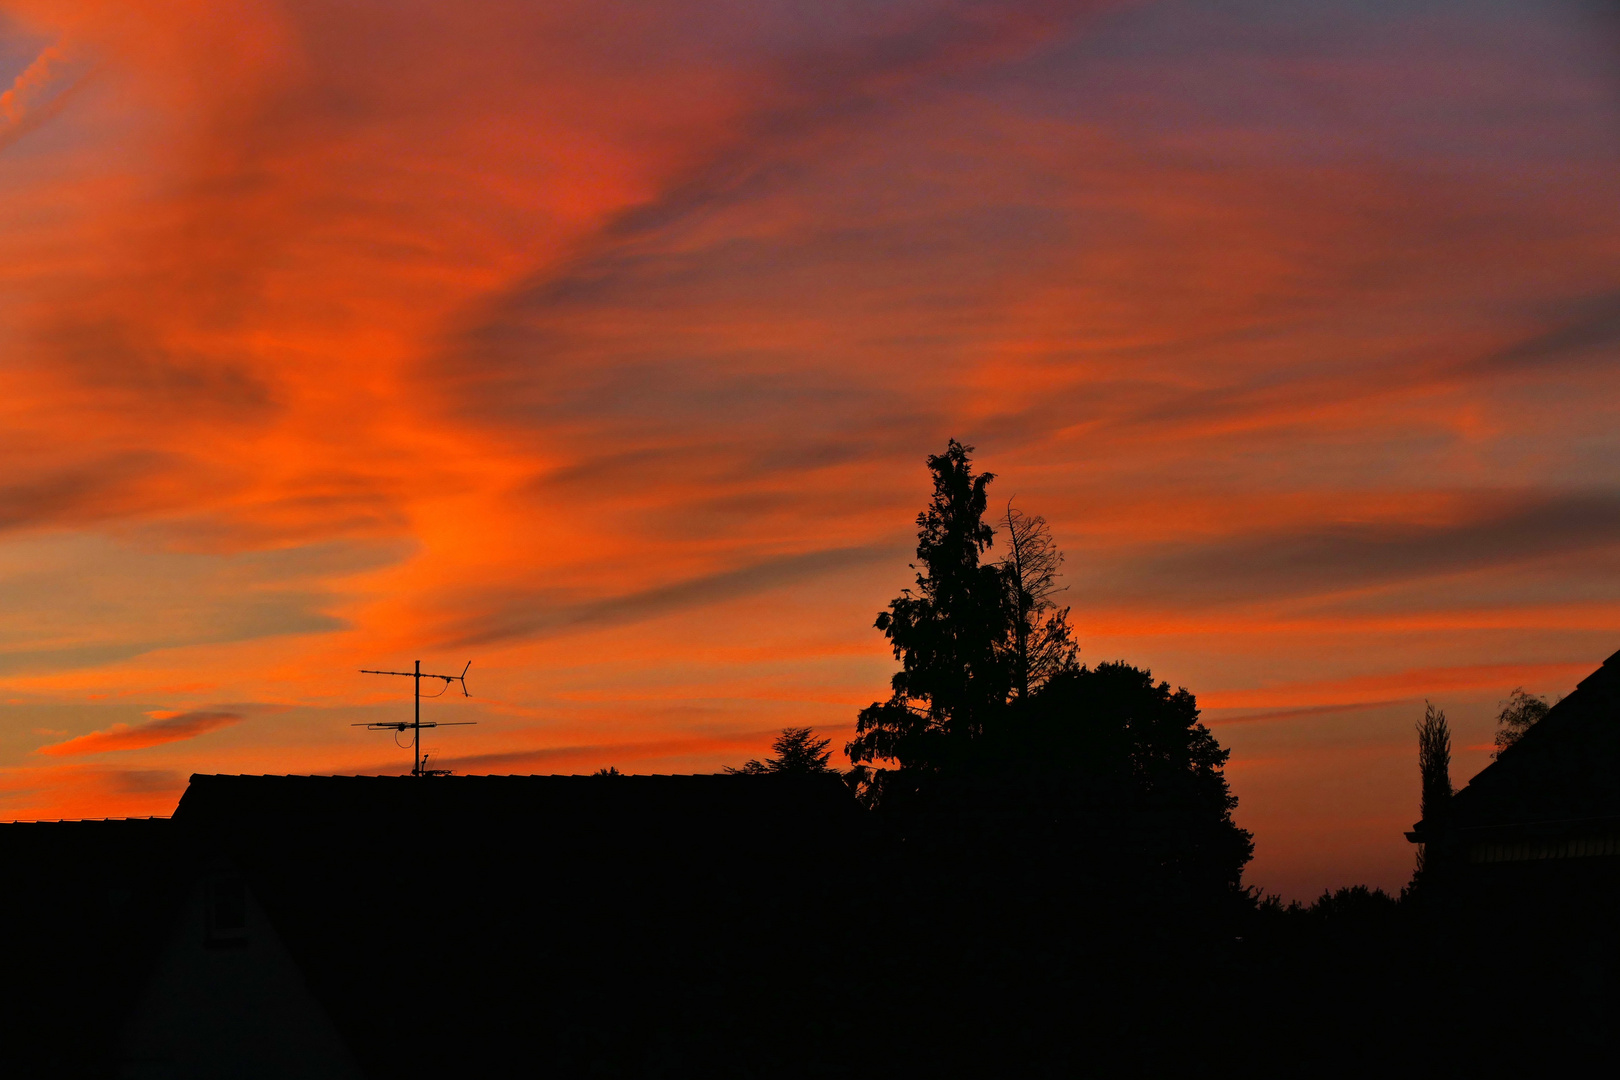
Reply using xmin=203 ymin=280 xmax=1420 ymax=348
xmin=355 ymin=660 xmax=474 ymax=776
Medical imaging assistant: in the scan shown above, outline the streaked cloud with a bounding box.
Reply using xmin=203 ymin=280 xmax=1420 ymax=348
xmin=1479 ymin=290 xmax=1620 ymax=373
xmin=0 ymin=0 xmax=1614 ymax=897
xmin=0 ymin=41 xmax=88 ymax=152
xmin=36 ymin=710 xmax=244 ymax=757
xmin=438 ymin=544 xmax=900 ymax=648
xmin=1086 ymin=491 xmax=1620 ymax=605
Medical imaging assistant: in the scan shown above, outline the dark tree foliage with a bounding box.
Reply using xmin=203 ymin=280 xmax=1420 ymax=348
xmin=1238 ymin=884 xmax=1423 ymax=1067
xmin=1414 ymin=701 xmax=1452 ymax=876
xmin=1417 ymin=701 xmax=1452 ymax=825
xmin=1492 ymin=686 xmax=1551 ymax=758
xmin=1270 ymin=884 xmax=1401 ymax=924
xmin=1000 ymin=502 xmax=1078 ymax=701
xmin=846 ymin=440 xmax=1013 ymax=780
xmin=846 ymin=439 xmax=1251 ymax=892
xmin=1019 ymin=662 xmax=1253 ymax=890
xmin=727 ymin=727 xmax=837 ymax=775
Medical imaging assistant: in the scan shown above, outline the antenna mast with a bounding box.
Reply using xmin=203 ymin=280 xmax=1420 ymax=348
xmin=356 ymin=660 xmax=474 ymax=776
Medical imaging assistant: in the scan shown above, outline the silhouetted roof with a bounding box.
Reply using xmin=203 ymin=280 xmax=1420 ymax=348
xmin=1 ymin=772 xmax=860 ymax=1077
xmin=1441 ymin=647 xmax=1620 ymax=837
xmin=0 ymin=816 xmax=169 ymax=829
xmin=175 ymin=771 xmax=853 ymax=828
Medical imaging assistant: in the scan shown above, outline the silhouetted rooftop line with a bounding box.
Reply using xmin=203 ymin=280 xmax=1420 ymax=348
xmin=174 ymin=770 xmax=856 ymax=827
xmin=185 ymin=772 xmax=802 ymax=780
xmin=0 ymin=817 xmax=170 ymax=827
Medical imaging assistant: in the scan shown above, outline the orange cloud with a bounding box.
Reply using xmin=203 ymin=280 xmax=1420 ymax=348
xmin=0 ymin=42 xmax=73 ymax=146
xmin=0 ymin=761 xmax=186 ymax=820
xmin=1199 ymin=662 xmax=1593 ymax=713
xmin=0 ymin=0 xmax=1616 ymax=899
xmin=36 ymin=711 xmax=244 ymax=756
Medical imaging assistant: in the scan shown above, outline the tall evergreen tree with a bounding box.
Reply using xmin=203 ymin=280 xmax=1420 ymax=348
xmin=848 ymin=439 xmax=1252 ymax=891
xmin=846 ymin=440 xmax=1012 ymax=779
xmin=727 ymin=727 xmax=837 ymax=775
xmin=1415 ymin=701 xmax=1453 ymax=875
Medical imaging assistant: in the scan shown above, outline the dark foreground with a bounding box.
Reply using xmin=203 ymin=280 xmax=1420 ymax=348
xmin=2 ymin=773 xmax=1615 ymax=1077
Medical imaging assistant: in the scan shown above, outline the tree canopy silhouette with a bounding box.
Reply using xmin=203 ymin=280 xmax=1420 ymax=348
xmin=845 ymin=439 xmax=1251 ymax=890
xmin=1417 ymin=702 xmax=1452 ymax=822
xmin=1492 ymin=687 xmax=1550 ymax=758
xmin=1001 ymin=501 xmax=1078 ymax=702
xmin=846 ymin=440 xmax=1013 ymax=778
xmin=1414 ymin=701 xmax=1452 ymax=877
xmin=1017 ymin=661 xmax=1253 ymax=890
xmin=727 ymin=727 xmax=838 ymax=775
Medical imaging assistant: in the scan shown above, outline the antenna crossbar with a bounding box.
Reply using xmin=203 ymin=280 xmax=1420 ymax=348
xmin=357 ymin=660 xmax=474 ymax=776
xmin=352 ymin=721 xmax=477 ymax=728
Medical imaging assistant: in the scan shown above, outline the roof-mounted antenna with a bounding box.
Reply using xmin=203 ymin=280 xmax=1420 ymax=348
xmin=355 ymin=660 xmax=474 ymax=776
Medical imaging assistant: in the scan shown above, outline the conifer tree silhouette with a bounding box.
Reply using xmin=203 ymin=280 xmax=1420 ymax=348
xmin=727 ymin=728 xmax=837 ymax=775
xmin=846 ymin=440 xmax=1012 ymax=783
xmin=1414 ymin=701 xmax=1453 ymax=875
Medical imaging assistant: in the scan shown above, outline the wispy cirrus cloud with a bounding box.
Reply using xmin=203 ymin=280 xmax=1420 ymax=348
xmin=438 ymin=543 xmax=900 ymax=648
xmin=0 ymin=41 xmax=90 ymax=152
xmin=36 ymin=710 xmax=243 ymax=757
xmin=0 ymin=0 xmax=1616 ymax=899
xmin=1198 ymin=660 xmax=1596 ymax=713
xmin=1082 ymin=491 xmax=1620 ymax=606
xmin=0 ymin=761 xmax=186 ymax=819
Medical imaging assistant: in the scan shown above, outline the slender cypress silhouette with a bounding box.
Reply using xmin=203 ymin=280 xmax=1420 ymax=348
xmin=1414 ymin=701 xmax=1452 ymax=876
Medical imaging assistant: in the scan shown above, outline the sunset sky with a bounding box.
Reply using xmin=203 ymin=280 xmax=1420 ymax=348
xmin=1 ymin=0 xmax=1617 ymax=898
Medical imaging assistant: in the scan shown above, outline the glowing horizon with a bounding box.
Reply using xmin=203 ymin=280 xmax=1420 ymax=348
xmin=1 ymin=0 xmax=1617 ymax=899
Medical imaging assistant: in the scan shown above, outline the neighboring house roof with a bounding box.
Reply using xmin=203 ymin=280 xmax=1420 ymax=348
xmin=176 ymin=770 xmax=852 ymax=826
xmin=1450 ymin=648 xmax=1620 ymax=830
xmin=181 ymin=771 xmax=859 ymax=1077
xmin=172 ymin=770 xmax=857 ymax=868
xmin=2 ymin=772 xmax=858 ymax=1078
xmin=1409 ymin=648 xmax=1620 ymax=864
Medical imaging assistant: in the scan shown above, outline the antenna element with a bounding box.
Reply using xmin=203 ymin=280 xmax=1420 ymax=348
xmin=355 ymin=660 xmax=474 ymax=776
